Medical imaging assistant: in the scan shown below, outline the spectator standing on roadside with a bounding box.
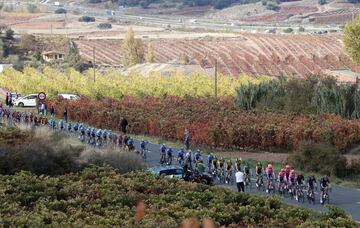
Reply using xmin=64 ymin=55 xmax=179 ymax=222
xmin=63 ymin=107 xmax=68 ymax=122
xmin=120 ymin=116 xmax=128 ymax=134
xmin=184 ymin=128 xmax=190 ymax=150
xmin=50 ymin=105 xmax=55 ymax=117
xmin=235 ymin=169 xmax=245 ymax=192
xmin=44 ymin=102 xmax=48 ymax=115
xmin=5 ymin=93 xmax=9 ymax=106
xmin=40 ymin=103 xmax=45 ymax=115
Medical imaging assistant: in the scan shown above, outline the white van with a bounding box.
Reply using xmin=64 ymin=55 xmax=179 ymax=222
xmin=58 ymin=93 xmax=80 ymax=100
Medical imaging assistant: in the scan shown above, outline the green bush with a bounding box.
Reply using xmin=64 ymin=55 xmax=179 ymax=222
xmin=266 ymin=1 xmax=280 ymax=11
xmin=283 ymin=27 xmax=293 ymax=33
xmin=97 ymin=22 xmax=112 ymax=29
xmin=78 ymin=16 xmax=95 ymax=22
xmin=289 ymin=142 xmax=347 ymax=177
xmin=55 ymin=8 xmax=67 ymax=14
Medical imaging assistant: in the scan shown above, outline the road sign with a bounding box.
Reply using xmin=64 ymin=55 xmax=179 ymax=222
xmin=38 ymin=92 xmax=46 ymax=100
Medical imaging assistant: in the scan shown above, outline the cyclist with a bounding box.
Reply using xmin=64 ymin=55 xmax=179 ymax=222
xmin=177 ymin=149 xmax=185 ymax=165
xmin=288 ymin=169 xmax=296 ymax=196
xmin=59 ymin=119 xmax=65 ymax=131
xmin=166 ymin=147 xmax=173 ymax=165
xmin=295 ymin=172 xmax=305 ymax=201
xmin=320 ymin=175 xmax=331 ymax=204
xmin=225 ymin=159 xmax=233 ymax=184
xmin=185 ymin=150 xmax=192 ymax=168
xmin=307 ymin=174 xmax=317 ymax=201
xmin=243 ymin=162 xmax=251 ymax=186
xmin=285 ymin=164 xmax=292 ymax=180
xmin=67 ymin=122 xmax=72 ymax=133
xmin=207 ymin=153 xmax=214 ymax=172
xmin=265 ymin=164 xmax=275 ymax=193
xmin=255 ymin=162 xmax=263 ymax=187
xmin=277 ymin=168 xmax=287 ymax=191
xmin=96 ymin=129 xmax=102 ymax=147
xmin=212 ymin=155 xmax=218 ymax=174
xmin=126 ymin=137 xmax=135 ymax=151
xmin=73 ymin=122 xmax=79 ymax=133
xmin=102 ymin=130 xmax=108 ymax=144
xmin=86 ymin=128 xmax=91 ymax=143
xmin=194 ymin=150 xmax=202 ymax=165
xmin=79 ymin=126 xmax=85 ymax=142
xmin=160 ymin=144 xmax=167 ymax=164
xmin=196 ymin=160 xmax=206 ymax=174
xmin=140 ymin=140 xmax=148 ymax=157
xmin=235 ymin=158 xmax=242 ymax=171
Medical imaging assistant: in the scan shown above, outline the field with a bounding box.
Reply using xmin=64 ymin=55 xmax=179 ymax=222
xmin=241 ymin=5 xmax=318 ymax=23
xmin=74 ymin=33 xmax=358 ymax=79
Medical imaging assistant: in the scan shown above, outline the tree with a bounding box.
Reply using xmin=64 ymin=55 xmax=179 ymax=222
xmin=146 ymin=43 xmax=154 ymax=63
xmin=5 ymin=28 xmax=14 ymax=40
xmin=344 ymin=15 xmax=360 ymax=65
xmin=20 ymin=34 xmax=36 ymax=55
xmin=0 ymin=39 xmax=4 ymax=60
xmin=122 ymin=27 xmax=144 ymax=66
xmin=55 ymin=8 xmax=67 ymax=14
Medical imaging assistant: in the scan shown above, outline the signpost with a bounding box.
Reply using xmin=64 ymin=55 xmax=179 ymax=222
xmin=38 ymin=92 xmax=46 ymax=101
xmin=38 ymin=92 xmax=47 ymax=115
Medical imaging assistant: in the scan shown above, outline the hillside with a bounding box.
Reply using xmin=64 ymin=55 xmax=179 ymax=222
xmin=74 ymin=33 xmax=358 ymax=79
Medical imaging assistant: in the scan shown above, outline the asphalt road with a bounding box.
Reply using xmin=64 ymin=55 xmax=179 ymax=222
xmin=130 ymin=139 xmax=360 ymax=222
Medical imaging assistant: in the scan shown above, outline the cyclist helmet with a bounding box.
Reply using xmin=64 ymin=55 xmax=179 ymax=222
xmin=290 ymin=169 xmax=295 ymax=175
xmin=285 ymin=164 xmax=291 ymax=169
xmin=267 ymin=164 xmax=273 ymax=168
xmin=257 ymin=162 xmax=261 ymax=166
xmin=281 ymin=168 xmax=285 ymax=172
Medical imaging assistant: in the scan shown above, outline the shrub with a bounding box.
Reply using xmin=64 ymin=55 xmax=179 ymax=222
xmin=298 ymin=26 xmax=305 ymax=32
xmin=5 ymin=28 xmax=14 ymax=40
xmin=266 ymin=1 xmax=280 ymax=11
xmin=0 ymin=126 xmax=144 ymax=175
xmin=97 ymin=22 xmax=112 ymax=29
xmin=283 ymin=27 xmax=293 ymax=33
xmin=55 ymin=8 xmax=67 ymax=14
xmin=78 ymin=16 xmax=95 ymax=22
xmin=0 ymin=166 xmax=357 ymax=227
xmin=49 ymin=97 xmax=360 ymax=151
xmin=289 ymin=142 xmax=347 ymax=177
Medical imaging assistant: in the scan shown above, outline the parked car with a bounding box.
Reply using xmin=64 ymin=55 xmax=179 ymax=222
xmin=57 ymin=93 xmax=80 ymax=100
xmin=148 ymin=165 xmax=183 ymax=179
xmin=13 ymin=94 xmax=38 ymax=107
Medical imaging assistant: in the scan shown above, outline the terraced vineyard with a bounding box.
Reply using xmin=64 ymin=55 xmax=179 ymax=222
xmin=310 ymin=8 xmax=360 ymax=24
xmin=74 ymin=33 xmax=358 ymax=79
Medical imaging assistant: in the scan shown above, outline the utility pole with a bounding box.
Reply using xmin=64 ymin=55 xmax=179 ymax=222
xmin=93 ymin=47 xmax=96 ymax=82
xmin=50 ymin=24 xmax=53 ymax=35
xmin=214 ymin=59 xmax=218 ymax=98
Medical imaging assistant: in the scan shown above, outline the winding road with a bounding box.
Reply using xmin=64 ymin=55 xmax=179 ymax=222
xmin=130 ymin=139 xmax=360 ymax=222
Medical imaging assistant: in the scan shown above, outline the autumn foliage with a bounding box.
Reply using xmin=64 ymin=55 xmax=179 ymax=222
xmin=51 ymin=96 xmax=360 ymax=151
